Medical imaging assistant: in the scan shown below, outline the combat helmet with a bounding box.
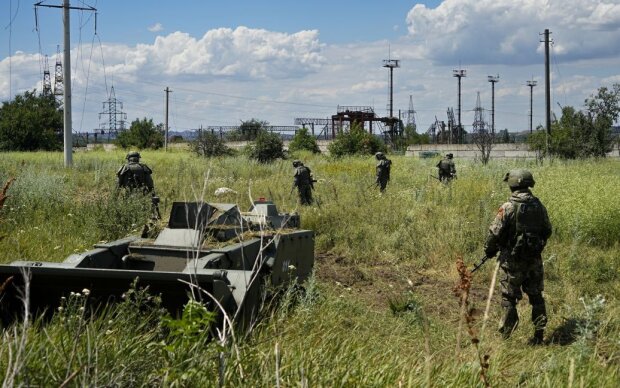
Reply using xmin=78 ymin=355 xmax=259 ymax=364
xmin=126 ymin=151 xmax=141 ymax=161
xmin=292 ymin=160 xmax=302 ymax=167
xmin=503 ymin=169 xmax=535 ymax=189
xmin=375 ymin=152 xmax=385 ymax=160
xmin=446 ymin=153 xmax=453 ymax=159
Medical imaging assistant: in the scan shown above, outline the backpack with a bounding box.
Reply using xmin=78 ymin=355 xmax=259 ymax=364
xmin=126 ymin=163 xmax=147 ymax=189
xmin=510 ymin=198 xmax=547 ymax=258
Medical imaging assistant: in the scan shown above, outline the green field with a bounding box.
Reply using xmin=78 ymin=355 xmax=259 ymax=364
xmin=1 ymin=150 xmax=619 ymax=386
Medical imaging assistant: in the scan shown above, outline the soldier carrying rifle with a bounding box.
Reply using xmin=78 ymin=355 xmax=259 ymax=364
xmin=375 ymin=152 xmax=392 ymax=193
xmin=292 ymin=160 xmax=315 ymax=205
xmin=482 ymin=169 xmax=552 ymax=345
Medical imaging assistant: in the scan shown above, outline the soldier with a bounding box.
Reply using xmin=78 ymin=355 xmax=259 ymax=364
xmin=292 ymin=160 xmax=314 ymax=205
xmin=483 ymin=169 xmax=552 ymax=344
xmin=116 ymin=151 xmax=155 ymax=195
xmin=437 ymin=153 xmax=457 ymax=182
xmin=375 ymin=152 xmax=392 ymax=193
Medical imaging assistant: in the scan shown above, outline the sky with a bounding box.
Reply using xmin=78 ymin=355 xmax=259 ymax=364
xmin=1 ymin=0 xmax=619 ymax=135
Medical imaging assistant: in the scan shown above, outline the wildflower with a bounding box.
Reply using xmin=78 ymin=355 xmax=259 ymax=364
xmin=57 ymin=306 xmax=64 ymax=312
xmin=82 ymin=288 xmax=90 ymax=296
xmin=288 ymin=264 xmax=297 ymax=271
xmin=54 ymin=246 xmax=61 ymax=250
xmin=79 ymin=307 xmax=85 ymax=312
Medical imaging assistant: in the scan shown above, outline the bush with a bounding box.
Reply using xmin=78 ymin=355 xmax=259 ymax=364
xmin=116 ymin=118 xmax=164 ymax=149
xmin=248 ymin=130 xmax=285 ymax=163
xmin=328 ymin=124 xmax=386 ymax=157
xmin=191 ymin=132 xmax=234 ymax=157
xmin=289 ymin=128 xmax=320 ymax=154
xmin=0 ymin=91 xmax=62 ymax=151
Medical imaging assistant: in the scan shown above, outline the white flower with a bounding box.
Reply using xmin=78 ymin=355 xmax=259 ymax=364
xmin=82 ymin=288 xmax=90 ymax=296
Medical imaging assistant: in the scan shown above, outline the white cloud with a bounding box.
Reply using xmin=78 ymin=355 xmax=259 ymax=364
xmin=406 ymin=0 xmax=620 ymax=65
xmin=1 ymin=14 xmax=618 ymax=134
xmin=148 ymin=23 xmax=163 ymax=32
xmin=121 ymin=27 xmax=326 ymax=80
xmin=352 ymin=80 xmax=384 ymax=92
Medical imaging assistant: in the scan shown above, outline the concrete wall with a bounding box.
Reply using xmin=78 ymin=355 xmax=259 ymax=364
xmin=406 ymin=143 xmax=620 ymax=159
xmin=406 ymin=143 xmax=537 ymax=159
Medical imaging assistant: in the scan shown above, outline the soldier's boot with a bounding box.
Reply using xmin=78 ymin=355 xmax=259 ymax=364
xmin=529 ymin=295 xmax=547 ymax=345
xmin=498 ymin=300 xmax=519 ymax=339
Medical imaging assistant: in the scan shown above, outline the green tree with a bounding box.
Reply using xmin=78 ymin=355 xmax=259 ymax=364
xmin=403 ymin=124 xmax=430 ymax=145
xmin=328 ymin=123 xmax=386 ymax=157
xmin=239 ymin=118 xmax=269 ymax=141
xmin=527 ymin=84 xmax=620 ymax=159
xmin=583 ymin=84 xmax=620 ymax=157
xmin=247 ymin=130 xmax=285 ymax=163
xmin=116 ymin=118 xmax=164 ymax=149
xmin=289 ymin=127 xmax=320 ymax=154
xmin=191 ymin=131 xmax=234 ymax=157
xmin=0 ymin=90 xmax=62 ymax=151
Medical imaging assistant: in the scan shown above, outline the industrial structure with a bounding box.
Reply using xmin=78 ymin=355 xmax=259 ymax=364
xmin=98 ymin=86 xmax=127 ymax=138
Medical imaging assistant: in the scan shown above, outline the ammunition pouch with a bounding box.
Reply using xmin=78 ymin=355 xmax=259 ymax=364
xmin=511 ymin=233 xmax=545 ymax=259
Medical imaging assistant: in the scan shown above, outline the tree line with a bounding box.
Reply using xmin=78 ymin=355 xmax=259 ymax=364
xmin=1 ymin=85 xmax=618 ymax=160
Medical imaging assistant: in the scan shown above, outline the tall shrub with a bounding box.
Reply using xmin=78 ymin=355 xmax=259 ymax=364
xmin=328 ymin=124 xmax=386 ymax=157
xmin=289 ymin=127 xmax=320 ymax=154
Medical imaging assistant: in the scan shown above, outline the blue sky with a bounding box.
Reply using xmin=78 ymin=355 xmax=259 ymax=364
xmin=2 ymin=0 xmax=619 ymax=134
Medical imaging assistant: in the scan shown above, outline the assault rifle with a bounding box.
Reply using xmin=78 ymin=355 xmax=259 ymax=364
xmin=471 ymin=254 xmax=493 ymax=273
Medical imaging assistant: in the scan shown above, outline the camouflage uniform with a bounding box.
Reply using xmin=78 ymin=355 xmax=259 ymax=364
xmin=116 ymin=152 xmax=155 ymax=195
xmin=375 ymin=152 xmax=392 ymax=193
xmin=292 ymin=160 xmax=314 ymax=205
xmin=436 ymin=153 xmax=456 ymax=182
xmin=484 ymin=170 xmax=552 ymax=344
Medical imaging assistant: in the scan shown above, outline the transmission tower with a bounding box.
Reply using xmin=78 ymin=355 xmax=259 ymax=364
xmin=53 ymin=45 xmax=64 ymax=101
xmin=98 ymin=86 xmax=127 ymax=137
xmin=405 ymin=95 xmax=416 ymax=131
xmin=472 ymin=92 xmax=487 ymax=134
xmin=42 ymin=55 xmax=52 ymax=96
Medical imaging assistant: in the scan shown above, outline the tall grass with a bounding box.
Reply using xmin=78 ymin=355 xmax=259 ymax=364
xmin=0 ymin=150 xmax=619 ymax=386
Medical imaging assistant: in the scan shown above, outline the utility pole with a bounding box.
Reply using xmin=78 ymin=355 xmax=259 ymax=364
xmin=527 ymin=79 xmax=537 ymax=133
xmin=164 ymin=87 xmax=172 ymax=151
xmin=487 ymin=75 xmax=499 ymax=136
xmin=35 ymin=1 xmax=96 ymax=167
xmin=453 ymin=68 xmax=467 ymax=143
xmin=541 ymin=29 xmax=551 ymax=135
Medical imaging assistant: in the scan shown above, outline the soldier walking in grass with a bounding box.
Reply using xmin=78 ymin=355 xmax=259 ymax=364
xmin=483 ymin=169 xmax=552 ymax=344
xmin=375 ymin=152 xmax=392 ymax=193
xmin=117 ymin=151 xmax=155 ymax=194
xmin=292 ymin=160 xmax=314 ymax=205
xmin=436 ymin=153 xmax=457 ymax=182
xmin=117 ymin=152 xmax=160 ymax=235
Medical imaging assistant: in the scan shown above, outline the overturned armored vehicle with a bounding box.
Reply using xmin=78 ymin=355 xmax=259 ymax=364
xmin=0 ymin=199 xmax=314 ymax=328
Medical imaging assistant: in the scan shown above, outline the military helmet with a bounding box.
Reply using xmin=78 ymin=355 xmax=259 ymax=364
xmin=292 ymin=160 xmax=302 ymax=167
xmin=503 ymin=169 xmax=535 ymax=189
xmin=446 ymin=153 xmax=453 ymax=158
xmin=375 ymin=152 xmax=385 ymax=160
xmin=126 ymin=151 xmax=141 ymax=160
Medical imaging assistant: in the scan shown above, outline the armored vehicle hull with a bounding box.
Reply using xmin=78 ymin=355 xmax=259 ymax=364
xmin=0 ymin=200 xmax=314 ymax=329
